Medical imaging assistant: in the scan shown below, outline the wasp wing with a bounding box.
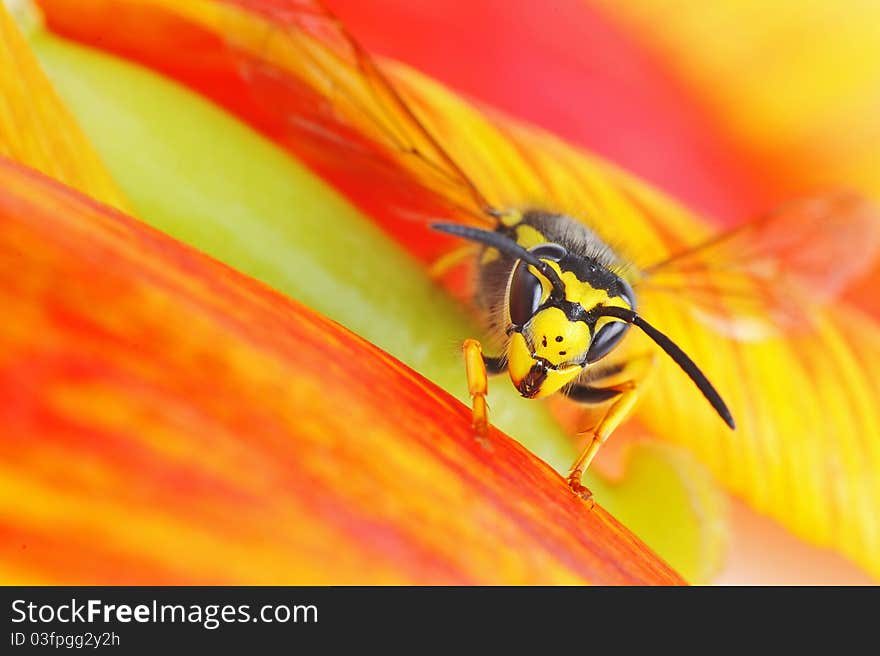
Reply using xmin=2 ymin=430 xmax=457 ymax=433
xmin=220 ymin=0 xmax=495 ymax=226
xmin=636 ymin=192 xmax=880 ymax=339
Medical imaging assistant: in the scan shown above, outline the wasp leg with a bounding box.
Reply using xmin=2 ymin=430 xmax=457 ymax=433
xmin=562 ymin=380 xmax=641 ymax=504
xmin=462 ymin=339 xmax=505 ymax=437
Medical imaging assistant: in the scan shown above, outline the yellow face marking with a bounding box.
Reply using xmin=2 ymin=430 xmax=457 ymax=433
xmin=506 ymin=332 xmax=582 ymax=399
xmin=507 ymin=332 xmax=535 ymax=389
xmin=529 ymin=307 xmax=590 ymax=366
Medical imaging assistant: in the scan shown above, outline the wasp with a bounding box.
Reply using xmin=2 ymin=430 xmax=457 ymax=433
xmin=225 ymin=0 xmax=880 ymax=500
xmin=431 ymin=212 xmax=733 ymax=496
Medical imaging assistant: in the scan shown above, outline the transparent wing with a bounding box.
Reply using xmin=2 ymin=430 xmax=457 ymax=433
xmin=218 ymin=1 xmax=880 ymax=336
xmin=637 ymin=192 xmax=880 ymax=339
xmin=220 ymin=0 xmax=496 ymax=226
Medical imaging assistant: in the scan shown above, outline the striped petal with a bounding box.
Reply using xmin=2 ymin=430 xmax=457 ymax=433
xmin=0 ymin=155 xmax=684 ymax=584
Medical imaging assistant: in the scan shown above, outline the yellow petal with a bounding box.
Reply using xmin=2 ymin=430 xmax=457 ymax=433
xmin=592 ymin=0 xmax=880 ymax=202
xmin=0 ymin=2 xmax=126 ymax=209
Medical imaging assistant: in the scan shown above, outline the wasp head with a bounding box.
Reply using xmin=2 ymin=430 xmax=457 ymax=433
xmin=505 ymin=244 xmax=635 ymax=398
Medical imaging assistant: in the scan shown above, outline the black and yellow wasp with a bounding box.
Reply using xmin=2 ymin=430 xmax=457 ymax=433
xmin=223 ymin=0 xmax=880 ymax=500
xmin=432 ymin=210 xmax=732 ymax=496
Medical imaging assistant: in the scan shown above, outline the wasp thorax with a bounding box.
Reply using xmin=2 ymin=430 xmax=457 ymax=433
xmin=527 ymin=307 xmax=590 ymax=366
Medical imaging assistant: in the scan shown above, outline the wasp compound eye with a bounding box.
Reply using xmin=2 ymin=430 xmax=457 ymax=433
xmin=507 ymin=243 xmax=567 ymax=327
xmin=585 ymin=320 xmax=630 ymax=363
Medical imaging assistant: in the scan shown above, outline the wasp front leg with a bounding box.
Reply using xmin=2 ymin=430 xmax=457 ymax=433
xmin=562 ymin=380 xmax=641 ymax=503
xmin=462 ymin=338 xmax=505 ymax=437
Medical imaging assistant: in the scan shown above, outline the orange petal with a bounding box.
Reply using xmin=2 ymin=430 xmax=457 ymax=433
xmin=0 ymin=156 xmax=682 ymax=585
xmin=0 ymin=3 xmax=126 ymax=209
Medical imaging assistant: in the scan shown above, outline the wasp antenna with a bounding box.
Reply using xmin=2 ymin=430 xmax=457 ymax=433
xmin=431 ymin=223 xmax=567 ymax=298
xmin=595 ymin=306 xmax=736 ymax=430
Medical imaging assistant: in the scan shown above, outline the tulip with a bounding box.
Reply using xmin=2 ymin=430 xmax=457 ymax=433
xmin=4 ymin=0 xmax=879 ymax=583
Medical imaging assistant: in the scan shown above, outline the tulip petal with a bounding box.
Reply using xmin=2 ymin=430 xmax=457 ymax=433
xmin=0 ymin=2 xmax=126 ymax=209
xmin=0 ymin=155 xmax=685 ymax=584
xmin=26 ymin=25 xmax=725 ymax=581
